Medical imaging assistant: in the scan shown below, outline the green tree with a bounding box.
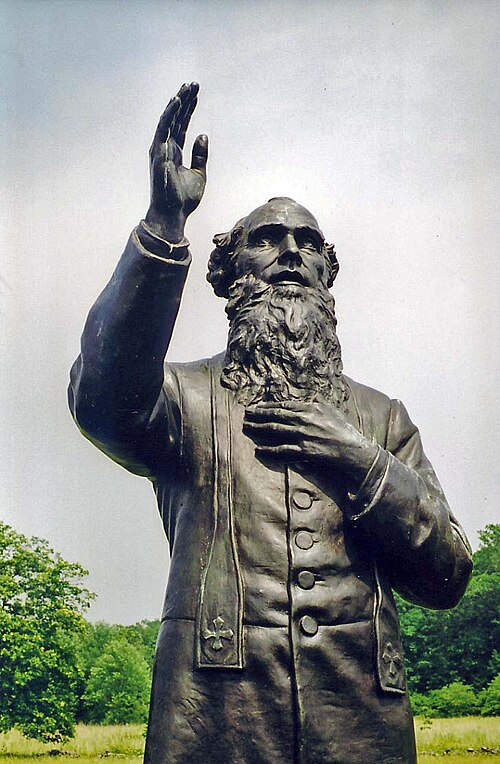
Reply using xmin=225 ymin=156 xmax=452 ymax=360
xmin=479 ymin=674 xmax=500 ymax=716
xmin=77 ymin=621 xmax=122 ymax=675
xmin=409 ymin=691 xmax=434 ymax=717
xmin=74 ymin=619 xmax=159 ymax=723
xmin=77 ymin=619 xmax=160 ymax=677
xmin=472 ymin=525 xmax=500 ymax=575
xmin=82 ymin=635 xmax=151 ymax=724
xmin=0 ymin=522 xmax=93 ymax=741
xmin=124 ymin=620 xmax=160 ymax=668
xmin=74 ymin=621 xmax=119 ymax=721
xmin=427 ymin=682 xmax=480 ymax=718
xmin=399 ymin=524 xmax=500 ymax=695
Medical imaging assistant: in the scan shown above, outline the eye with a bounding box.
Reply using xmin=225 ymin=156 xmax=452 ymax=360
xmin=297 ymin=232 xmax=321 ymax=252
xmin=253 ymin=231 xmax=280 ymax=248
xmin=256 ymin=236 xmax=273 ymax=247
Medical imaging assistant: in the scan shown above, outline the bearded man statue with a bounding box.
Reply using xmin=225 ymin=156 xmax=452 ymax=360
xmin=210 ymin=200 xmax=347 ymax=410
xmin=69 ymin=84 xmax=472 ymax=764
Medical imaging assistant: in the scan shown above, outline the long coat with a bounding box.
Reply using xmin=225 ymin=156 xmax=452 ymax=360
xmin=69 ymin=227 xmax=473 ymax=764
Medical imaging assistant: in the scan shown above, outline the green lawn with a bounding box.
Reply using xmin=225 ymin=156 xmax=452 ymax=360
xmin=0 ymin=724 xmax=144 ymax=759
xmin=0 ymin=718 xmax=498 ymax=761
xmin=416 ymin=717 xmax=500 ymax=762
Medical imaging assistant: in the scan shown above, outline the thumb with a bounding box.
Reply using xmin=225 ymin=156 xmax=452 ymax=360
xmin=191 ymin=134 xmax=209 ymax=178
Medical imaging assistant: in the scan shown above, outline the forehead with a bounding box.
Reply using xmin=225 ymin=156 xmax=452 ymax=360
xmin=244 ymin=200 xmax=323 ymax=235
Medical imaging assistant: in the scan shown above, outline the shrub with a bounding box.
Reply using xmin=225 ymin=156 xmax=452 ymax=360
xmin=0 ymin=523 xmax=93 ymax=741
xmin=479 ymin=673 xmax=500 ymax=716
xmin=409 ymin=692 xmax=434 ymax=718
xmin=427 ymin=682 xmax=480 ymax=718
xmin=82 ymin=636 xmax=151 ymax=724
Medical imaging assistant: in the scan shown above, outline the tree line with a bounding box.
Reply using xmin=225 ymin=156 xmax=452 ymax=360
xmin=0 ymin=522 xmax=498 ymax=742
xmin=397 ymin=523 xmax=500 ymax=718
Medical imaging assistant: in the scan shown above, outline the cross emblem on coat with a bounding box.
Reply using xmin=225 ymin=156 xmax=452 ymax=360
xmin=203 ymin=616 xmax=234 ymax=651
xmin=382 ymin=642 xmax=403 ymax=677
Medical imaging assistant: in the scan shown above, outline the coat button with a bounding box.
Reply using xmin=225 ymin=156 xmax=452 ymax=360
xmin=300 ymin=615 xmax=318 ymax=636
xmin=295 ymin=531 xmax=314 ymax=550
xmin=298 ymin=570 xmax=315 ymax=589
xmin=292 ymin=489 xmax=314 ymax=510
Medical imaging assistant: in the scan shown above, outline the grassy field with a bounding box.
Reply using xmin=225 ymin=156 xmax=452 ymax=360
xmin=415 ymin=717 xmax=500 ymax=762
xmin=0 ymin=725 xmax=143 ymax=760
xmin=0 ymin=718 xmax=498 ymax=761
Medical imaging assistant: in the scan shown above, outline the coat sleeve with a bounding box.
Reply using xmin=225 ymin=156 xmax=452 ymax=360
xmin=346 ymin=399 xmax=473 ymax=609
xmin=68 ymin=226 xmax=190 ymax=478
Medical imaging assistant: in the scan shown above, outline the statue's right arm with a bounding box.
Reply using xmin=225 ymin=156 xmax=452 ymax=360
xmin=68 ymin=84 xmax=208 ymax=478
xmin=68 ymin=227 xmax=191 ymax=477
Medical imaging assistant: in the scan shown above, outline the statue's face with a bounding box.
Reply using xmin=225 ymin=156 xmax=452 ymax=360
xmin=234 ymin=199 xmax=328 ymax=288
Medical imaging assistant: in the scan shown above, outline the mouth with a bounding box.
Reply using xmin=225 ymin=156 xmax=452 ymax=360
xmin=269 ymin=270 xmax=308 ymax=286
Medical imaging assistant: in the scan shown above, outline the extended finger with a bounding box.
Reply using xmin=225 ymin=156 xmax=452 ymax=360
xmin=245 ymin=406 xmax=304 ymax=424
xmin=168 ymin=83 xmax=190 ymax=147
xmin=255 ymin=444 xmax=304 ymax=460
xmin=191 ymin=134 xmax=208 ymax=177
xmin=173 ymin=82 xmax=199 ymax=148
xmin=150 ymin=95 xmax=182 ymax=155
xmin=248 ymin=401 xmax=310 ymax=412
xmin=243 ymin=421 xmax=300 ymax=441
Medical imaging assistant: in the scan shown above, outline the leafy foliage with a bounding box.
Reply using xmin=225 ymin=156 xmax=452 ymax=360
xmin=81 ymin=635 xmax=151 ymax=724
xmin=78 ymin=620 xmax=160 ymax=676
xmin=398 ymin=524 xmax=500 ymax=695
xmin=472 ymin=525 xmax=500 ymax=574
xmin=124 ymin=619 xmax=160 ymax=667
xmin=409 ymin=692 xmax=434 ymax=718
xmin=0 ymin=523 xmax=94 ymax=741
xmin=1 ymin=516 xmax=497 ymax=742
xmin=479 ymin=674 xmax=500 ymax=717
xmin=74 ymin=620 xmax=159 ymax=724
xmin=427 ymin=683 xmax=480 ymax=718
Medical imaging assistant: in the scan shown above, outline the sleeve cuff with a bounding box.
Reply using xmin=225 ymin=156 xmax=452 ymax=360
xmin=345 ymin=445 xmax=391 ymax=521
xmin=136 ymin=220 xmax=190 ymax=262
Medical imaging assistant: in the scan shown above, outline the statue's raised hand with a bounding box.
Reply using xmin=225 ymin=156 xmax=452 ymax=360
xmin=145 ymin=82 xmax=208 ymax=242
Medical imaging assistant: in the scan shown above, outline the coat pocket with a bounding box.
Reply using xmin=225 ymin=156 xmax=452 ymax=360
xmin=373 ymin=563 xmax=406 ymax=694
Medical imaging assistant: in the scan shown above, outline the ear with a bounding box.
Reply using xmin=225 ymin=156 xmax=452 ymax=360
xmin=207 ymin=226 xmax=245 ymax=298
xmin=212 ymin=231 xmax=232 ymax=249
xmin=324 ymin=242 xmax=339 ymax=287
xmin=212 ymin=226 xmax=244 ymax=251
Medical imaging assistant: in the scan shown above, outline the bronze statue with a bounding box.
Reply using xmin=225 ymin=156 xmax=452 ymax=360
xmin=69 ymin=83 xmax=472 ymax=764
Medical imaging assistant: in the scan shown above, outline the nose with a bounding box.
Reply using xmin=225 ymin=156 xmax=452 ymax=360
xmin=278 ymin=233 xmax=302 ymax=267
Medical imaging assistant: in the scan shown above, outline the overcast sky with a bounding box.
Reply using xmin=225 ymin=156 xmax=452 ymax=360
xmin=1 ymin=0 xmax=499 ymax=624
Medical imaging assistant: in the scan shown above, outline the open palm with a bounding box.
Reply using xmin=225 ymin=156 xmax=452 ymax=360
xmin=146 ymin=82 xmax=208 ymax=240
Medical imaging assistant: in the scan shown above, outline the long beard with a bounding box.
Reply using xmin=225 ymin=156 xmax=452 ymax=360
xmin=221 ymin=273 xmax=349 ymax=409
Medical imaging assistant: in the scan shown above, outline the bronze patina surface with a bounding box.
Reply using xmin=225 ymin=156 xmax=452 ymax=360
xmin=69 ymin=84 xmax=472 ymax=764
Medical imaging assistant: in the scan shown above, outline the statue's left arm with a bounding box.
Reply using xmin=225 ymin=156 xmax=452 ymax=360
xmin=244 ymin=398 xmax=473 ymax=609
xmin=344 ymin=398 xmax=473 ymax=609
